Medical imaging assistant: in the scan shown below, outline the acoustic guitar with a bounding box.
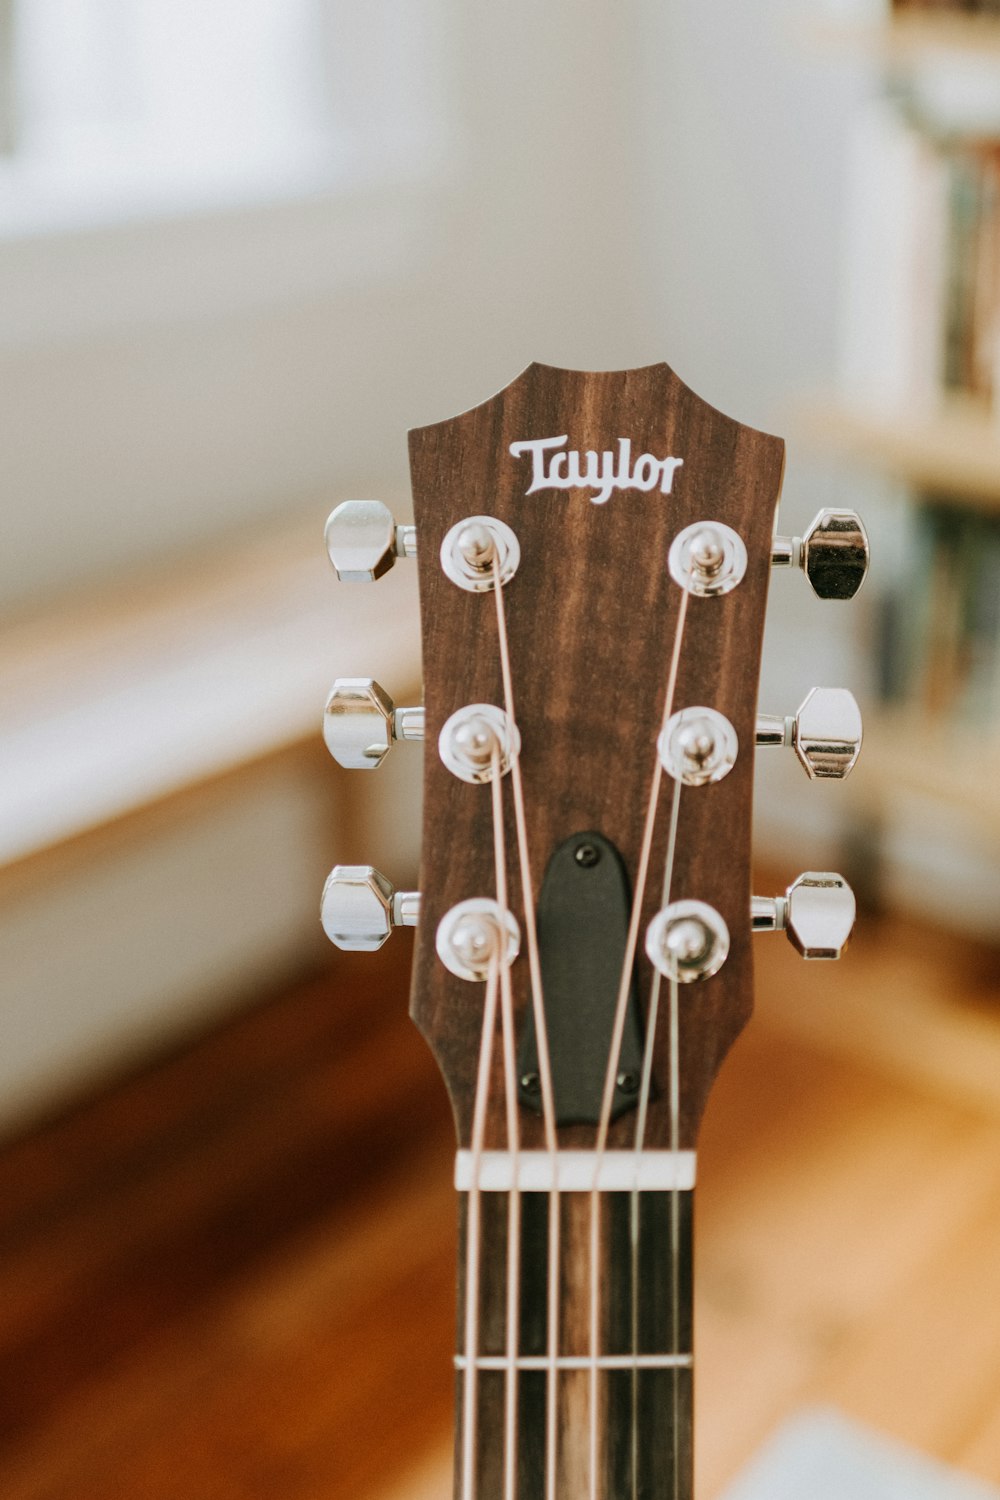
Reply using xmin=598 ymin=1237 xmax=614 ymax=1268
xmin=319 ymin=362 xmax=868 ymax=1500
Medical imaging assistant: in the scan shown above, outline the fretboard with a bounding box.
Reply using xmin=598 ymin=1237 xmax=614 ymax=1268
xmin=455 ymin=1183 xmax=694 ymax=1500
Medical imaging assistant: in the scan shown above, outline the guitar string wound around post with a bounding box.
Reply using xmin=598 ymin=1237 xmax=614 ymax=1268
xmin=669 ymin=520 xmax=747 ymax=597
xmin=436 ymin=898 xmax=521 ymax=981
xmin=645 ymin=899 xmax=730 ymax=983
xmin=440 ymin=515 xmax=520 ymax=592
xmin=439 ymin=703 xmax=520 ymax=784
xmin=659 ymin=706 xmax=738 ymax=786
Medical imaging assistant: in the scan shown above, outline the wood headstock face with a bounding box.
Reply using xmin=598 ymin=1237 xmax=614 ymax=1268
xmin=408 ymin=362 xmax=785 ymax=1152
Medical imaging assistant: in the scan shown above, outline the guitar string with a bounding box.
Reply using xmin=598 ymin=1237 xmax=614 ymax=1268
xmin=669 ymin=967 xmax=682 ymax=1500
xmin=457 ymin=735 xmax=521 ymax=1500
xmin=492 ymin=553 xmax=562 ymax=1500
xmin=461 ymin=949 xmax=502 ymax=1500
xmin=629 ymin=782 xmax=682 ymax=1500
xmin=491 ymin=742 xmax=522 ymax=1500
xmin=587 ymin=584 xmax=690 ymax=1500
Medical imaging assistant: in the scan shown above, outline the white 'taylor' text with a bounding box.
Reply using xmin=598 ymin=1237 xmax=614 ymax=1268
xmin=509 ymin=434 xmax=683 ymax=505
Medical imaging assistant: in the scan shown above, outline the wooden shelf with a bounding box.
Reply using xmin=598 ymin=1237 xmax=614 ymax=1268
xmin=0 ymin=511 xmax=421 ymax=874
xmin=804 ymin=13 xmax=1000 ymax=63
xmin=793 ymin=394 xmax=1000 ymax=506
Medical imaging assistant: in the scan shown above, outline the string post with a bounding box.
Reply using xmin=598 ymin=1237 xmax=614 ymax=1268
xmin=453 ymin=917 xmax=499 ymax=969
xmin=457 ymin=717 xmax=497 ymax=760
xmin=688 ymin=526 xmax=725 ymax=578
xmin=437 ymin=897 xmax=521 ymax=981
xmin=439 ymin=703 xmax=520 ymax=783
xmin=659 ymin=705 xmax=738 ymax=787
xmin=666 ymin=919 xmax=710 ymax=966
xmin=668 ymin=519 xmax=747 ymax=597
xmin=679 ymin=723 xmax=715 ymax=765
xmin=646 ymin=899 xmax=730 ymax=983
xmin=459 ymin=523 xmax=496 ymax=568
xmin=441 ymin=514 xmax=520 ymax=592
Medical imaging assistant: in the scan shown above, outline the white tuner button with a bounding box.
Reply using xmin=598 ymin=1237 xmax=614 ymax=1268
xmin=324 ymin=678 xmax=424 ymax=770
xmin=756 ymin=687 xmax=862 ymax=780
xmin=751 ymin=872 xmax=855 ymax=959
xmin=771 ymin=508 xmax=869 ymax=600
xmin=325 ymin=501 xmax=417 ymax=582
xmin=321 ymin=865 xmax=420 ymax=951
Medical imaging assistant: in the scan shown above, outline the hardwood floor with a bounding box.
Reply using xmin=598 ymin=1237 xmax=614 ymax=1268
xmin=1 ymin=910 xmax=999 ymax=1499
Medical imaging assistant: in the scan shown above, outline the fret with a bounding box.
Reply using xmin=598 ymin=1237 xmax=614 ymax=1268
xmin=454 ymin=1355 xmax=693 ymax=1371
xmin=456 ymin=1188 xmax=694 ymax=1500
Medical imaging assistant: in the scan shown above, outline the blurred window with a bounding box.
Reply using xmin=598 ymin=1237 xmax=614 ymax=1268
xmin=0 ymin=0 xmax=395 ymax=235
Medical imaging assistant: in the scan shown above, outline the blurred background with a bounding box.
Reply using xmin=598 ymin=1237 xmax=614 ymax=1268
xmin=3 ymin=1 xmax=1000 ymax=1498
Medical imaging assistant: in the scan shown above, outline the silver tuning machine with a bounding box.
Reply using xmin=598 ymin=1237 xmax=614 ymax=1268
xmin=321 ymin=865 xmax=420 ymax=951
xmin=756 ymin=687 xmax=862 ymax=780
xmin=771 ymin=509 xmax=869 ymax=600
xmin=752 ymin=872 xmax=855 ymax=959
xmin=325 ymin=500 xmax=417 ymax=582
xmin=323 ymin=678 xmax=424 ymax=770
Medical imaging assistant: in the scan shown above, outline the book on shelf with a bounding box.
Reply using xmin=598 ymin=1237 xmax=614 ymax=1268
xmin=839 ymin=99 xmax=1000 ymax=421
xmin=877 ymin=498 xmax=1000 ymax=731
xmin=941 ymin=144 xmax=1000 ymax=404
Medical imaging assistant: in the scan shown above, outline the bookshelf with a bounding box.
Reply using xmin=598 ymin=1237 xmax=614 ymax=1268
xmin=799 ymin=3 xmax=1000 ymax=928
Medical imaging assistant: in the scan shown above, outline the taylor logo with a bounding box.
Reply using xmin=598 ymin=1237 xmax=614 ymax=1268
xmin=509 ymin=434 xmax=683 ymax=505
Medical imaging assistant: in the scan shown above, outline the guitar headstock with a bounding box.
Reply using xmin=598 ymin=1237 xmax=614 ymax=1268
xmin=321 ymin=362 xmax=867 ymax=1153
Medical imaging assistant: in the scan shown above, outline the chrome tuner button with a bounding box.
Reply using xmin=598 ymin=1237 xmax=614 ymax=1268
xmin=320 ymin=865 xmax=420 ymax=951
xmin=323 ymin=678 xmax=424 ymax=770
xmin=436 ymin=898 xmax=521 ymax=981
xmin=440 ymin=515 xmax=520 ymax=593
xmin=755 ymin=687 xmax=862 ymax=780
xmin=645 ymin=900 xmax=730 ymax=983
xmin=669 ymin=521 xmax=747 ymax=597
xmin=771 ymin=508 xmax=869 ymax=600
xmin=439 ymin=703 xmax=520 ymax=783
xmin=659 ymin=706 xmax=738 ymax=786
xmin=751 ymin=871 xmax=855 ymax=959
xmin=325 ymin=500 xmax=417 ymax=582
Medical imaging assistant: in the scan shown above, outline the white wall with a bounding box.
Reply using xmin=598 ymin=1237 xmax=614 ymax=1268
xmin=0 ymin=0 xmax=652 ymax=611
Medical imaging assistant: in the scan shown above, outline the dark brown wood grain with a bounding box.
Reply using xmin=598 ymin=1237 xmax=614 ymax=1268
xmin=408 ymin=362 xmax=785 ymax=1150
xmin=455 ymin=1189 xmax=694 ymax=1500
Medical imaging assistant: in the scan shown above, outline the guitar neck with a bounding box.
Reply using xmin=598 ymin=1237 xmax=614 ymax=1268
xmin=320 ymin=358 xmax=867 ymax=1499
xmin=457 ymin=1181 xmax=694 ymax=1500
